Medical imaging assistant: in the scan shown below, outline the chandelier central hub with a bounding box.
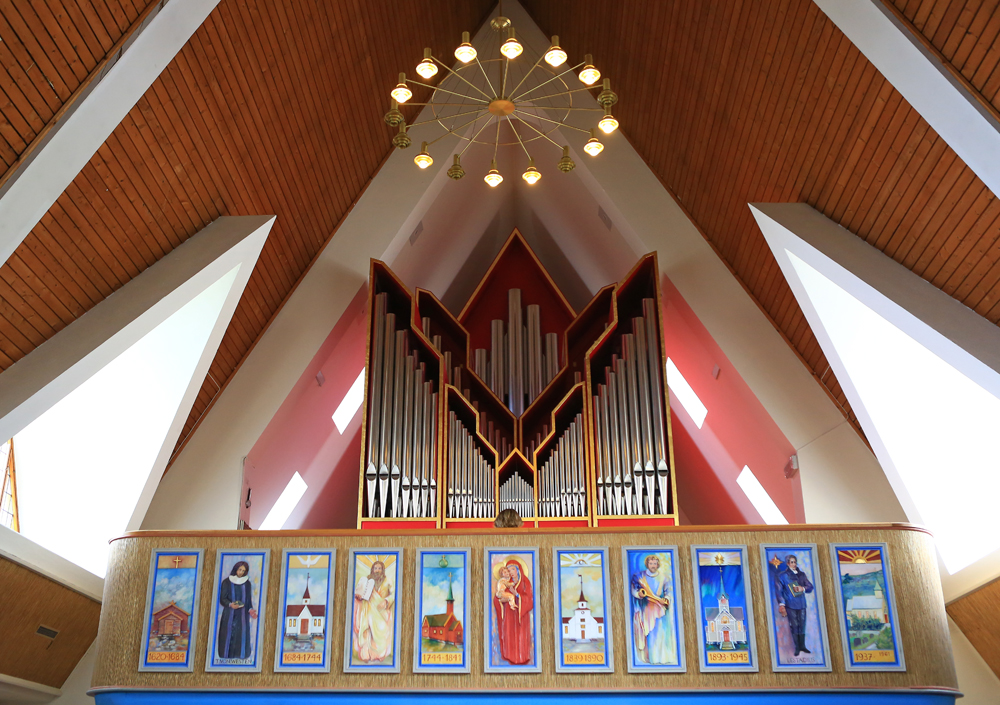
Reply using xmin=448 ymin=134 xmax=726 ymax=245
xmin=488 ymin=99 xmax=516 ymax=117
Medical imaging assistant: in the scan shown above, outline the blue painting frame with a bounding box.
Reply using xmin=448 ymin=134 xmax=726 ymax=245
xmin=690 ymin=544 xmax=758 ymax=673
xmin=483 ymin=546 xmax=541 ymax=673
xmin=205 ymin=549 xmax=270 ymax=673
xmin=413 ymin=547 xmax=471 ymax=674
xmin=759 ymin=543 xmax=832 ymax=672
xmin=829 ymin=542 xmax=906 ymax=672
xmin=621 ymin=545 xmax=686 ymax=673
xmin=552 ymin=546 xmax=614 ymax=673
xmin=273 ymin=549 xmax=336 ymax=673
xmin=138 ymin=548 xmax=204 ymax=672
xmin=343 ymin=547 xmax=403 ymax=673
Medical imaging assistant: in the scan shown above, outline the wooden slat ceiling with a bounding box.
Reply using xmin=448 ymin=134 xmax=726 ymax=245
xmin=4 ymin=0 xmax=1000 ymax=454
xmin=0 ymin=0 xmax=152 ymax=188
xmin=0 ymin=0 xmax=492 ymax=458
xmin=947 ymin=576 xmax=1000 ymax=678
xmin=522 ymin=0 xmax=1000 ymax=436
xmin=0 ymin=556 xmax=101 ymax=688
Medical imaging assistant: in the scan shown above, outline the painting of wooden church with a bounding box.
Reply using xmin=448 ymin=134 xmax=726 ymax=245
xmin=151 ymin=601 xmax=190 ymax=639
xmin=704 ymin=592 xmax=747 ymax=650
xmin=284 ymin=575 xmax=325 ymax=638
xmin=421 ymin=573 xmax=463 ymax=645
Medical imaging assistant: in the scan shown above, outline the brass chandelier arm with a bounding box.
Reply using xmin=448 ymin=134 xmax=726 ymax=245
xmin=511 ymin=110 xmax=564 ymax=149
xmin=460 ymin=113 xmax=498 ymax=156
xmin=406 ymin=108 xmax=485 ymax=130
xmin=431 ymin=55 xmax=495 ymax=102
xmin=426 ymin=110 xmax=491 ymax=147
xmin=514 ymin=108 xmax=590 ymax=135
xmin=505 ymin=115 xmax=531 ymax=158
xmin=474 ymin=56 xmax=499 ymax=99
xmin=501 ymin=53 xmax=511 ymax=100
xmin=512 ymin=61 xmax=585 ymax=102
xmin=407 ymin=79 xmax=489 ymax=103
xmin=494 ymin=114 xmax=501 ymax=159
xmin=521 ymin=87 xmax=597 ymax=103
xmin=507 ymin=53 xmax=546 ymax=102
xmin=403 ymin=102 xmax=490 ymax=107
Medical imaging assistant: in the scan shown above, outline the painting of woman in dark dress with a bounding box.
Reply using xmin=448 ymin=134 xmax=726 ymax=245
xmin=206 ymin=550 xmax=269 ymax=672
xmin=217 ymin=561 xmax=259 ymax=659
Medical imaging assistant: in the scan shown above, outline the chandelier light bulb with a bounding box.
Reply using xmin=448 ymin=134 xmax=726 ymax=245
xmin=390 ymin=72 xmax=412 ymax=103
xmin=584 ymin=129 xmax=604 ymax=156
xmin=416 ymin=48 xmax=438 ymax=79
xmin=484 ymin=160 xmax=504 ymax=187
xmin=500 ymin=28 xmax=523 ymax=60
xmin=414 ymin=142 xmax=433 ymax=169
xmin=522 ymin=158 xmax=541 ymax=185
xmin=455 ymin=31 xmax=477 ymax=63
xmin=544 ymin=35 xmax=567 ymax=67
xmin=598 ymin=108 xmax=619 ymax=134
xmin=579 ymin=54 xmax=600 ymax=85
xmin=558 ymin=145 xmax=576 ymax=173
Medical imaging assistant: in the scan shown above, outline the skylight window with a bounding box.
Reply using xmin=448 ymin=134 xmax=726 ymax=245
xmin=737 ymin=465 xmax=788 ymax=525
xmin=259 ymin=472 xmax=307 ymax=530
xmin=666 ymin=357 xmax=708 ymax=428
xmin=13 ymin=269 xmax=238 ymax=577
xmin=332 ymin=369 xmax=366 ymax=434
xmin=786 ymin=251 xmax=1000 ymax=574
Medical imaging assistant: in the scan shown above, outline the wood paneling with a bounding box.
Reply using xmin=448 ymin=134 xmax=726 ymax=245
xmin=92 ymin=525 xmax=957 ymax=691
xmin=521 ymin=0 xmax=1000 ymax=436
xmin=0 ymin=556 xmax=102 ymax=688
xmin=947 ymin=576 xmax=1000 ymax=678
xmin=0 ymin=0 xmax=493 ymax=460
xmin=0 ymin=1 xmax=155 ymax=188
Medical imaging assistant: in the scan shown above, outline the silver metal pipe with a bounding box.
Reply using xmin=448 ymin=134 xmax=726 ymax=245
xmin=447 ymin=412 xmax=456 ymax=518
xmin=401 ymin=356 xmax=414 ymax=518
xmin=432 ymin=334 xmax=442 ymax=352
xmin=429 ymin=392 xmax=438 ymax=517
xmin=643 ymin=298 xmax=670 ymax=515
xmin=390 ymin=331 xmax=408 ymax=517
xmin=365 ymin=294 xmax=386 ymax=518
xmin=545 ymin=332 xmax=559 ymax=384
xmin=599 ymin=387 xmax=613 ymax=515
xmin=623 ymin=335 xmax=646 ymax=515
xmin=606 ymin=368 xmax=623 ymax=515
xmin=475 ymin=348 xmax=488 ymax=381
xmin=413 ymin=366 xmax=425 ymax=517
xmin=526 ymin=304 xmax=542 ymax=402
xmin=378 ymin=312 xmax=396 ymax=517
xmin=593 ymin=396 xmax=604 ymax=515
xmin=576 ymin=414 xmax=586 ymax=517
xmin=508 ymin=290 xmax=523 ymax=415
xmin=614 ymin=358 xmax=634 ymax=515
xmin=443 ymin=351 xmax=452 ymax=386
xmin=633 ymin=319 xmax=657 ymax=515
xmin=422 ymin=316 xmax=431 ymax=339
xmin=568 ymin=420 xmax=579 ymax=517
xmin=419 ymin=380 xmax=432 ymax=518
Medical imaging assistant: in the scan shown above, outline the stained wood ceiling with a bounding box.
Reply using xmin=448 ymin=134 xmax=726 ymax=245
xmin=523 ymin=0 xmax=1000 ymax=436
xmin=948 ymin=576 xmax=1000 ymax=678
xmin=1 ymin=0 xmax=999 ymax=454
xmin=0 ymin=0 xmax=492 ymax=457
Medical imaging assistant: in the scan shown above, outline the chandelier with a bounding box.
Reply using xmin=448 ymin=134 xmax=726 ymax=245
xmin=383 ymin=7 xmax=619 ymax=187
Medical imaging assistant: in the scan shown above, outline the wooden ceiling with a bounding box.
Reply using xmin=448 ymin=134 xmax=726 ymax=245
xmin=522 ymin=0 xmax=1000 ymax=436
xmin=948 ymin=575 xmax=1000 ymax=678
xmin=0 ymin=556 xmax=101 ymax=688
xmin=1 ymin=0 xmax=1000 ymax=453
xmin=0 ymin=0 xmax=493 ymax=457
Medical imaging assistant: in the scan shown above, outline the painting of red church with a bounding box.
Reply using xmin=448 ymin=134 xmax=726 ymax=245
xmin=421 ymin=572 xmax=464 ymax=645
xmin=151 ymin=602 xmax=190 ymax=638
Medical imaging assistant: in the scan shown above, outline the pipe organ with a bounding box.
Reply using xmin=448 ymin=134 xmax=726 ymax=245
xmin=357 ymin=230 xmax=678 ymax=529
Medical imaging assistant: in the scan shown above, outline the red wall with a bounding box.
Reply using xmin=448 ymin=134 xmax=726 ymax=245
xmin=660 ymin=275 xmax=803 ymax=524
xmin=244 ymin=285 xmax=368 ymax=530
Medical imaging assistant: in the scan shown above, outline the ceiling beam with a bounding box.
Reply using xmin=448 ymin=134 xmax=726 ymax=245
xmin=815 ymin=0 xmax=1000 ymax=201
xmin=0 ymin=0 xmax=220 ymax=269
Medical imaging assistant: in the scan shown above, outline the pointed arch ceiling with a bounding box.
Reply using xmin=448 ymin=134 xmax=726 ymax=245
xmin=2 ymin=0 xmax=999 ymax=456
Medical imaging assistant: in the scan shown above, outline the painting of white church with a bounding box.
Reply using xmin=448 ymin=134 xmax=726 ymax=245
xmin=285 ymin=574 xmax=326 ymax=637
xmin=704 ymin=592 xmax=747 ymax=649
xmin=554 ymin=549 xmax=614 ymax=673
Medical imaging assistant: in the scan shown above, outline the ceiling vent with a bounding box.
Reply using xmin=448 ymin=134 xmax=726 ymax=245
xmin=36 ymin=625 xmax=58 ymax=639
xmin=409 ymin=220 xmax=424 ymax=245
xmin=597 ymin=206 xmax=613 ymax=231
